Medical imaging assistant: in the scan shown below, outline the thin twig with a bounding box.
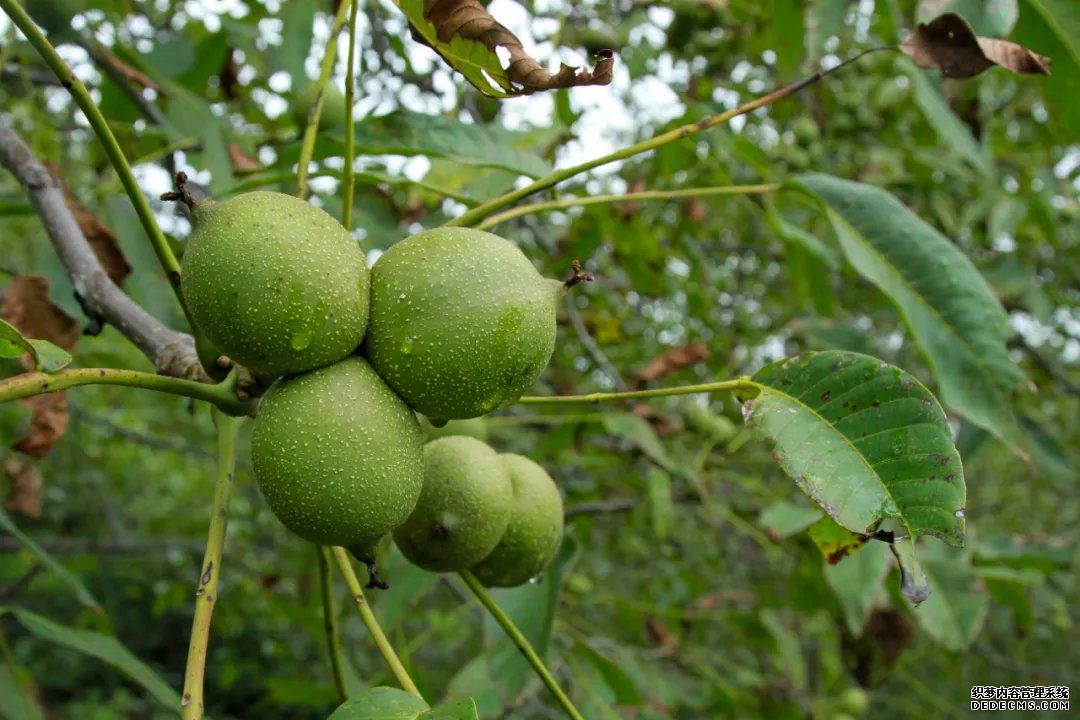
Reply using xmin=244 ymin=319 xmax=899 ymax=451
xmin=448 ymin=50 xmax=892 ymax=229
xmin=475 ymin=183 xmax=782 ymax=231
xmin=0 ymin=368 xmax=251 ymax=417
xmin=564 ymin=295 xmax=626 ymax=389
xmin=330 ymin=546 xmax=424 ymax=700
xmin=181 ymin=411 xmax=242 ymax=720
xmin=318 ymin=545 xmax=349 ymax=703
xmin=296 ymin=0 xmax=353 ymax=199
xmin=458 ymin=570 xmax=584 ymax=720
xmin=0 ymin=128 xmax=202 ymax=378
xmin=0 ymin=0 xmax=195 ymax=327
xmin=78 ymin=39 xmax=178 ymax=175
xmin=518 ymin=378 xmax=756 ymax=404
xmin=341 ymin=0 xmax=359 ymax=230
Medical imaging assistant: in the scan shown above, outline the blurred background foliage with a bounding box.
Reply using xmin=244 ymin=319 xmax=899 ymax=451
xmin=0 ymin=0 xmax=1077 ymax=718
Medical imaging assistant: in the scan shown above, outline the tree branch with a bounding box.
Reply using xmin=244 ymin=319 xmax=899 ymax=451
xmin=0 ymin=128 xmax=204 ymax=378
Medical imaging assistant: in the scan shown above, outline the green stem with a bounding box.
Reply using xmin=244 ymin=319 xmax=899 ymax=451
xmin=444 ymin=49 xmax=904 ymax=231
xmin=458 ymin=570 xmax=584 ymax=720
xmin=330 ymin=546 xmax=423 ymax=700
xmin=0 ymin=368 xmax=251 ymax=416
xmin=517 ymin=379 xmax=756 ymax=405
xmin=319 ymin=545 xmax=349 ymax=702
xmin=475 ymin=183 xmax=782 ymax=231
xmin=484 ymin=412 xmax=607 ymax=426
xmin=181 ymin=411 xmax=242 ymax=720
xmin=0 ymin=0 xmax=191 ymax=323
xmin=341 ymin=0 xmax=359 ymax=230
xmin=296 ymin=0 xmax=353 ymax=199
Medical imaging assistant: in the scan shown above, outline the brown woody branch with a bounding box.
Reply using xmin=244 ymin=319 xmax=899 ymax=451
xmin=0 ymin=127 xmax=204 ymax=379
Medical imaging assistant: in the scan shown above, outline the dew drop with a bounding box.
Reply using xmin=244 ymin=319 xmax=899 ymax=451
xmin=400 ymin=336 xmax=414 ymax=354
xmin=290 ymin=327 xmax=314 ymax=350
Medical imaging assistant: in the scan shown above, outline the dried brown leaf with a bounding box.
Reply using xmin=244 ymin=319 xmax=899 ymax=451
xmin=636 ymin=343 xmax=711 ymax=385
xmin=3 ymin=457 xmax=43 ymax=519
xmin=44 ymin=162 xmax=131 ymax=285
xmin=417 ymin=0 xmax=614 ymax=95
xmin=227 ymin=143 xmax=261 ymax=175
xmin=900 ymin=13 xmax=1051 ymax=79
xmin=1 ymin=276 xmax=80 ymax=361
xmin=13 ymin=392 xmax=69 ymax=458
xmin=2 ymin=276 xmax=77 ymax=457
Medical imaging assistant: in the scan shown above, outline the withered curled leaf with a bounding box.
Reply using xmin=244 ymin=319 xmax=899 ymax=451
xmin=396 ymin=0 xmax=615 ymax=97
xmin=900 ymin=13 xmax=1051 ymax=79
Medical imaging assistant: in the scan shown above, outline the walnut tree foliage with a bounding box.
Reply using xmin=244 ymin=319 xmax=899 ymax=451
xmin=0 ymin=0 xmax=1077 ymax=718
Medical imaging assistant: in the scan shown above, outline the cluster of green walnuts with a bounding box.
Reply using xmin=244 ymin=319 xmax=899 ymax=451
xmin=179 ymin=190 xmax=568 ymax=587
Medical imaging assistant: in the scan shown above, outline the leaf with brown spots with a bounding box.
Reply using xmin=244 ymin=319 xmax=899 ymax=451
xmin=900 ymin=13 xmax=1051 ymax=78
xmin=4 ymin=456 xmax=43 ymax=519
xmin=44 ymin=163 xmax=131 ymax=285
xmin=635 ymin=343 xmax=710 ymax=386
xmin=396 ymin=0 xmax=615 ymax=98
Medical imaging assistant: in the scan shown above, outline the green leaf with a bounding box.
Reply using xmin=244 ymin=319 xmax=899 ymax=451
xmin=277 ymin=0 xmax=320 ymax=83
xmin=645 ymin=468 xmax=672 ymax=540
xmin=483 ymin=537 xmax=579 ymax=702
xmin=1013 ymin=0 xmax=1080 ymax=142
xmin=759 ymin=609 xmax=807 ymax=689
xmin=768 ymin=0 xmax=806 ymax=78
xmin=0 ymin=319 xmax=72 ymax=372
xmin=796 ymin=174 xmax=1026 ymax=442
xmin=757 ymin=501 xmax=824 ymax=539
xmin=341 ymin=111 xmax=551 ymax=178
xmin=909 ymin=540 xmax=990 ymax=650
xmin=823 ymin=539 xmax=891 ymax=634
xmin=329 ymin=688 xmax=477 ymax=719
xmin=907 ymin=68 xmax=991 ymax=175
xmin=2 ymin=608 xmax=181 ymax=712
xmin=571 ymin=639 xmax=644 ymax=707
xmin=603 ymin=413 xmax=674 ymax=472
xmin=744 ymin=350 xmax=966 ymax=546
xmin=766 ymin=206 xmax=839 ymax=270
xmin=328 ymin=687 xmax=427 ymax=719
xmin=0 ymin=507 xmax=101 ymax=611
xmin=421 ymin=699 xmax=479 ymax=719
xmin=805 ymin=0 xmax=850 ymax=64
xmin=0 ymin=661 xmax=44 ymax=720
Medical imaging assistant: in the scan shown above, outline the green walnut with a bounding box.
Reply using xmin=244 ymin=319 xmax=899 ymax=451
xmin=393 ymin=436 xmax=513 ymax=572
xmin=470 ymin=454 xmax=563 ymax=588
xmin=251 ymin=357 xmax=424 ymax=549
xmin=180 ymin=191 xmax=369 ymax=379
xmin=290 ymin=81 xmax=347 ymax=132
xmin=366 ymin=227 xmax=561 ymax=421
